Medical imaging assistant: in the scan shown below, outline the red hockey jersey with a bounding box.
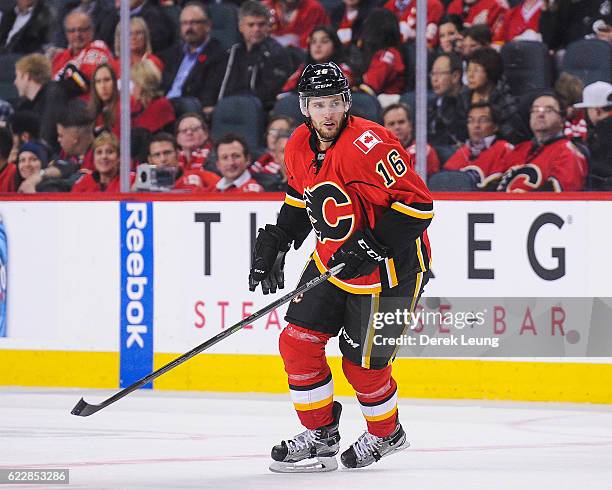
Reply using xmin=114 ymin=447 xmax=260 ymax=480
xmin=444 ymin=138 xmax=514 ymax=188
xmin=52 ymin=41 xmax=114 ymax=81
xmin=267 ymin=0 xmax=330 ymax=49
xmin=362 ymin=48 xmax=406 ymax=95
xmin=215 ymin=170 xmax=263 ymax=193
xmin=283 ymin=116 xmax=433 ymax=294
xmin=495 ymin=0 xmax=542 ymax=43
xmin=179 ymin=143 xmax=213 ymax=171
xmin=405 ymin=142 xmax=441 ymax=177
xmin=447 ymin=0 xmax=508 ymax=34
xmin=0 ymin=163 xmax=17 ymax=192
xmin=497 ymin=137 xmax=587 ymax=192
xmin=174 ymin=168 xmax=220 ymax=192
xmin=383 ymin=0 xmax=445 ymax=45
xmin=71 ymin=171 xmax=134 ymax=192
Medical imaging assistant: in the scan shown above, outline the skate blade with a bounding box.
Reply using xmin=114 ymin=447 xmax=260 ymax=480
xmin=269 ymin=456 xmax=338 ymax=473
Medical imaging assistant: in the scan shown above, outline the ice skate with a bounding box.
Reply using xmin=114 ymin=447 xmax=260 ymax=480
xmin=340 ymin=422 xmax=409 ymax=469
xmin=269 ymin=401 xmax=342 ymax=473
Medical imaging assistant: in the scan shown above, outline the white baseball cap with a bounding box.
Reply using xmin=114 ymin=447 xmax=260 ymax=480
xmin=574 ymin=81 xmax=612 ymax=108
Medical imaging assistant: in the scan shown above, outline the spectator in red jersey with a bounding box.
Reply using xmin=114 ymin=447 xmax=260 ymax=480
xmin=554 ymin=72 xmax=587 ymax=143
xmin=215 ymin=133 xmax=263 ymax=193
xmin=13 ymin=141 xmax=49 ymax=193
xmin=18 ymin=99 xmax=95 ymax=193
xmin=131 ymin=59 xmax=176 ymax=134
xmin=113 ymin=17 xmax=164 ymax=72
xmin=382 ymin=103 xmax=440 ymax=177
xmin=446 ymin=0 xmax=508 ymax=37
xmin=252 ymin=116 xmax=294 ymax=174
xmin=460 ymin=47 xmax=528 ymax=144
xmin=0 ymin=128 xmax=17 ymax=192
xmin=437 ymin=14 xmax=464 ymax=55
xmin=175 ymin=112 xmax=214 ymax=172
xmin=88 ymin=64 xmax=120 ymax=137
xmin=147 ymin=132 xmax=219 ymax=192
xmin=72 ymin=131 xmax=132 ymax=192
xmin=280 ymin=26 xmax=355 ymax=96
xmin=383 ymin=0 xmax=444 ymax=45
xmin=444 ymin=102 xmax=514 ymax=189
xmin=497 ymin=93 xmax=587 ymax=192
xmin=267 ymin=0 xmax=330 ymax=49
xmin=331 ymin=0 xmax=374 ymax=46
xmin=495 ymin=0 xmax=543 ymax=44
xmin=357 ymin=8 xmax=406 ymax=96
xmin=51 ymin=11 xmax=114 ymax=98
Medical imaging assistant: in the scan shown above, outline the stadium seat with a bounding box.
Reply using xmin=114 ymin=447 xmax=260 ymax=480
xmin=563 ymin=39 xmax=612 ymax=85
xmin=271 ymin=94 xmax=303 ymax=123
xmin=0 ymin=53 xmax=20 ymax=104
xmin=211 ymin=95 xmax=265 ymax=152
xmin=170 ymin=96 xmax=203 ymax=119
xmin=208 ymin=3 xmax=240 ymax=51
xmin=351 ymin=92 xmax=382 ymax=123
xmin=427 ymin=170 xmax=476 ymax=191
xmin=399 ymin=91 xmax=437 ymax=122
xmin=501 ymin=41 xmax=553 ymax=96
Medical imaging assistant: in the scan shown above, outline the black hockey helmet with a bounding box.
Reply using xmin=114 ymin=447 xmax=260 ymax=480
xmin=298 ymin=62 xmax=352 ymax=117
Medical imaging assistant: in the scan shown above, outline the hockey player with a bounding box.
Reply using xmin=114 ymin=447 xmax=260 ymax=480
xmin=249 ymin=62 xmax=433 ymax=472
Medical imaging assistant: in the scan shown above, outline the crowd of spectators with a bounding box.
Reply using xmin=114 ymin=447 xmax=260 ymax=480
xmin=0 ymin=0 xmax=608 ymax=194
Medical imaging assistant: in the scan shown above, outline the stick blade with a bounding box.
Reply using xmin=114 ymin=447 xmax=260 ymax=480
xmin=71 ymin=397 xmax=102 ymax=417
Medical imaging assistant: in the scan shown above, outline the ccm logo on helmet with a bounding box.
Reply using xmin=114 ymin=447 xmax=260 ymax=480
xmin=314 ymin=83 xmax=333 ymax=89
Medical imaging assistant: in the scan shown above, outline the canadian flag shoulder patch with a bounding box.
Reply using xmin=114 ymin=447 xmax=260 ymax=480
xmin=353 ymin=130 xmax=382 ymax=154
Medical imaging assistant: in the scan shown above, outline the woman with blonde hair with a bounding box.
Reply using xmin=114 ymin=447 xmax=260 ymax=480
xmin=72 ymin=131 xmax=133 ymax=192
xmin=114 ymin=17 xmax=164 ymax=72
xmin=131 ymin=59 xmax=176 ymax=133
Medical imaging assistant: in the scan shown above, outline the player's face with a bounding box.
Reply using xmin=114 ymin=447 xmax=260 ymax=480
xmin=383 ymin=107 xmax=412 ymax=147
xmin=216 ymin=141 xmax=249 ymax=180
xmin=17 ymin=151 xmax=42 ymax=179
xmin=94 ymin=66 xmax=114 ymax=103
xmin=530 ymin=96 xmax=563 ymax=135
xmin=149 ymin=141 xmax=179 ymax=168
xmin=308 ymin=95 xmax=347 ymax=141
xmin=467 ymin=106 xmax=496 ymax=142
xmin=309 ymin=31 xmax=334 ymax=62
xmin=94 ymin=142 xmax=119 ymax=176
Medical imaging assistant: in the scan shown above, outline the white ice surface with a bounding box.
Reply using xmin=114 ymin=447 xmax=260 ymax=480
xmin=1 ymin=388 xmax=611 ymax=490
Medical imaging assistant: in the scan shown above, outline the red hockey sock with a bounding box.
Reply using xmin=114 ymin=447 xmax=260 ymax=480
xmin=342 ymin=357 xmax=399 ymax=437
xmin=279 ymin=324 xmax=334 ymax=429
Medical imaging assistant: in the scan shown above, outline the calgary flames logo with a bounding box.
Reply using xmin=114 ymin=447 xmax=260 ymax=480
xmin=304 ymin=182 xmax=354 ymax=243
xmin=499 ymin=164 xmax=542 ymax=192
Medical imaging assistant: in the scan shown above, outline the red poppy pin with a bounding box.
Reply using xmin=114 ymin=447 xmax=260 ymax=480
xmin=198 ymin=54 xmax=207 ymax=63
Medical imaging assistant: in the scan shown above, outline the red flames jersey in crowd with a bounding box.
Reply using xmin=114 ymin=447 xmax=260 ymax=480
xmin=336 ymin=9 xmax=358 ymax=44
xmin=52 ymin=40 xmax=114 ymax=80
xmin=282 ymin=62 xmax=355 ymax=93
xmin=71 ymin=171 xmax=135 ymax=192
xmin=0 ymin=163 xmax=17 ymax=192
xmin=179 ymin=143 xmax=212 ymax=171
xmin=564 ymin=112 xmax=588 ymax=142
xmin=497 ymin=137 xmax=587 ymax=192
xmin=405 ymin=141 xmax=441 ymax=177
xmin=174 ymin=168 xmax=220 ymax=192
xmin=283 ymin=116 xmax=433 ymax=294
xmin=444 ymin=138 xmax=514 ymax=188
xmin=447 ymin=0 xmax=508 ymax=33
xmin=215 ymin=170 xmax=263 ymax=193
xmin=495 ymin=0 xmax=542 ymax=42
xmin=251 ymin=152 xmax=282 ymax=175
xmin=383 ymin=0 xmax=445 ymax=45
xmin=362 ymin=48 xmax=406 ymax=95
xmin=59 ymin=147 xmax=95 ymax=173
xmin=267 ymin=0 xmax=330 ymax=49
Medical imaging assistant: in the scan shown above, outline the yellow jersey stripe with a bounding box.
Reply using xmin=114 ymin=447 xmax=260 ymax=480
xmin=313 ymin=250 xmax=382 ymax=294
xmin=284 ymin=194 xmax=306 ymax=208
xmin=293 ymin=394 xmax=334 ymax=411
xmin=363 ymin=405 xmax=398 ymax=422
xmin=391 ymin=202 xmax=434 ymax=219
xmin=415 ymin=237 xmax=426 ymax=272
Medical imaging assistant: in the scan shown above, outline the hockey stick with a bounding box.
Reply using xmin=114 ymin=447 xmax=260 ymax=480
xmin=71 ymin=263 xmax=344 ymax=417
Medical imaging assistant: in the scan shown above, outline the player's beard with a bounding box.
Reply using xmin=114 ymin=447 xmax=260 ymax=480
xmin=313 ymin=119 xmax=341 ymax=142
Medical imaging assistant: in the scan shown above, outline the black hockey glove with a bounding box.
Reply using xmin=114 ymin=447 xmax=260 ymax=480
xmin=327 ymin=229 xmax=390 ymax=280
xmin=249 ymin=224 xmax=292 ymax=294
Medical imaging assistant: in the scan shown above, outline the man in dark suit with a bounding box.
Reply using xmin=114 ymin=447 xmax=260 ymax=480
xmin=159 ymin=2 xmax=225 ymax=114
xmin=0 ymin=0 xmax=53 ymax=54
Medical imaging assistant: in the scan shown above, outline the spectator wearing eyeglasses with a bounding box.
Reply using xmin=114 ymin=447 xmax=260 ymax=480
xmin=215 ymin=133 xmax=263 ymax=193
xmin=51 ymin=11 xmax=114 ymax=98
xmin=159 ymin=2 xmax=225 ymax=114
xmin=444 ymin=102 xmax=514 ymax=189
xmin=175 ymin=112 xmax=215 ymax=173
xmin=497 ymin=93 xmax=587 ymax=192
xmin=148 ymin=132 xmax=219 ymax=192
